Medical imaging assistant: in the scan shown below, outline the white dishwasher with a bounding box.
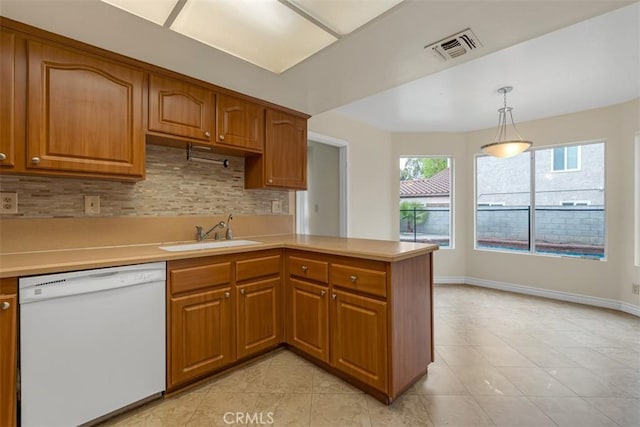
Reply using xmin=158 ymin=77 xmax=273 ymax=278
xmin=19 ymin=262 xmax=166 ymax=427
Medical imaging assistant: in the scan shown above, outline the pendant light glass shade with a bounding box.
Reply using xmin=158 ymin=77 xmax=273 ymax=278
xmin=481 ymin=87 xmax=532 ymax=158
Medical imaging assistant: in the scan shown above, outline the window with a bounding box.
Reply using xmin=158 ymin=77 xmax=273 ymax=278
xmin=552 ymin=146 xmax=580 ymax=171
xmin=476 ymin=141 xmax=605 ymax=259
xmin=399 ymin=156 xmax=453 ymax=248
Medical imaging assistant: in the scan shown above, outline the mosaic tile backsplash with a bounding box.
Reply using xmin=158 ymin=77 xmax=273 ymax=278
xmin=0 ymin=145 xmax=289 ymax=218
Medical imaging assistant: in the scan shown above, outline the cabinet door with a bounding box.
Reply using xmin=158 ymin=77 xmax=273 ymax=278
xmin=27 ymin=40 xmax=145 ymax=179
xmin=0 ymin=294 xmax=17 ymax=427
xmin=289 ymin=279 xmax=329 ymax=362
xmin=264 ymin=109 xmax=306 ymax=189
xmin=0 ymin=30 xmax=19 ymax=169
xmin=236 ymin=277 xmax=281 ymax=359
xmin=216 ymin=94 xmax=264 ymax=152
xmin=169 ymin=287 xmax=233 ymax=388
xmin=148 ymin=73 xmax=214 ymax=142
xmin=331 ymin=289 xmax=388 ymax=392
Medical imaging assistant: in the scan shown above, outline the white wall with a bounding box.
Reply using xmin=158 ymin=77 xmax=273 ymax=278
xmin=313 ymin=99 xmax=639 ymax=313
xmin=308 ymin=111 xmax=394 ymax=240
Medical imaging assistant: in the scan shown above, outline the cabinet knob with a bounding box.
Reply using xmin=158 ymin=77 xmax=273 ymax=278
xmin=31 ymin=157 xmax=41 ymax=164
xmin=0 ymin=152 xmax=6 ymax=161
xmin=331 ymin=293 xmax=337 ymax=300
xmin=240 ymin=288 xmax=245 ymax=295
xmin=268 ymin=179 xmax=273 ymax=184
xmin=301 ymin=265 xmax=308 ymax=273
xmin=320 ymin=290 xmax=326 ymax=297
xmin=349 ymin=275 xmax=357 ymax=283
xmin=204 ymin=131 xmax=211 ymax=137
xmin=219 ymin=134 xmax=225 ymax=141
xmin=224 ymin=291 xmax=230 ymax=299
xmin=1 ymin=301 xmax=9 ymax=310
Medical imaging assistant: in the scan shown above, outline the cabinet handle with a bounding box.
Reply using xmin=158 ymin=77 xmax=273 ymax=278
xmin=0 ymin=153 xmax=6 ymax=161
xmin=268 ymin=179 xmax=273 ymax=183
xmin=31 ymin=157 xmax=41 ymax=164
xmin=1 ymin=301 xmax=9 ymax=310
xmin=219 ymin=134 xmax=225 ymax=141
xmin=224 ymin=291 xmax=230 ymax=298
xmin=320 ymin=290 xmax=326 ymax=297
xmin=301 ymin=265 xmax=308 ymax=273
xmin=331 ymin=293 xmax=337 ymax=300
xmin=240 ymin=288 xmax=245 ymax=295
xmin=349 ymin=275 xmax=357 ymax=283
xmin=204 ymin=131 xmax=211 ymax=137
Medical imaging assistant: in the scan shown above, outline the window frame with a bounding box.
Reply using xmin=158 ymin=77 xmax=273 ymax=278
xmin=474 ymin=140 xmax=606 ymax=260
xmin=551 ymin=145 xmax=581 ymax=172
xmin=399 ymin=155 xmax=454 ymax=249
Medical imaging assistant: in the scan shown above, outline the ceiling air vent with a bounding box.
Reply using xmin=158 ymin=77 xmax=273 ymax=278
xmin=425 ymin=28 xmax=482 ymax=61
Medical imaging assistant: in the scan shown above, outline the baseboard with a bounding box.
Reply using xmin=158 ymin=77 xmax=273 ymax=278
xmin=434 ymin=276 xmax=640 ymax=317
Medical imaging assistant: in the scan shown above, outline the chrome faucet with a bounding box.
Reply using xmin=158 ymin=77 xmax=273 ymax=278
xmin=225 ymin=214 xmax=233 ymax=240
xmin=195 ymin=220 xmax=226 ymax=242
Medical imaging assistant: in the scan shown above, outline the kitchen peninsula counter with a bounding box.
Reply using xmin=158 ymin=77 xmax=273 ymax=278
xmin=0 ymin=234 xmax=437 ymax=278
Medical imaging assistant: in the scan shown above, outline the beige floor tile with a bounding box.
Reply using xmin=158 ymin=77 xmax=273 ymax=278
xmin=367 ymin=394 xmax=434 ymax=427
xmin=554 ymin=346 xmax=627 ymax=369
xmin=546 ymin=367 xmax=630 ymax=397
xmin=514 ymin=346 xmax=580 ymax=368
xmin=261 ymin=363 xmax=317 ymax=394
xmin=498 ymin=367 xmax=575 ymax=397
xmin=410 ymin=363 xmax=469 ymax=396
xmin=474 ymin=396 xmax=555 ymax=426
xmin=420 ymin=395 xmax=492 ymax=426
xmin=585 ymin=397 xmax=640 ymax=427
xmin=474 ymin=346 xmax=536 ymax=367
xmin=593 ymin=347 xmax=640 ymax=370
xmin=197 ymin=392 xmax=259 ymax=416
xmin=269 ymin=349 xmax=314 ymax=366
xmin=312 ymin=368 xmax=363 ymax=394
xmin=451 ymin=365 xmax=522 ymax=396
xmin=253 ymin=393 xmax=313 ymax=427
xmin=309 ymin=393 xmax=371 ymax=427
xmin=590 ymin=367 xmax=640 ymax=398
xmin=207 ymin=359 xmax=271 ymax=393
xmin=436 ymin=345 xmax=491 ymax=366
xmin=529 ymin=397 xmax=618 ymax=426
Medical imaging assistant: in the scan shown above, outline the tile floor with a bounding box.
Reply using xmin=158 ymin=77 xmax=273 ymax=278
xmin=103 ymin=284 xmax=640 ymax=426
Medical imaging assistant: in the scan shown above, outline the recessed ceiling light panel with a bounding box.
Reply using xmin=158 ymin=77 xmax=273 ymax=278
xmin=170 ymin=0 xmax=337 ymax=73
xmin=289 ymin=0 xmax=403 ymax=35
xmin=101 ymin=0 xmax=179 ymax=26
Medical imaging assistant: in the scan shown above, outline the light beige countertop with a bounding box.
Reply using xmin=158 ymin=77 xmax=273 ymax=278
xmin=0 ymin=234 xmax=438 ymax=278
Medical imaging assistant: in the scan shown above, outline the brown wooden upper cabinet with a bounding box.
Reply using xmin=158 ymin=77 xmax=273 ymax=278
xmin=0 ymin=30 xmax=19 ymax=170
xmin=26 ymin=40 xmax=145 ymax=180
xmin=245 ymin=109 xmax=307 ymax=190
xmin=148 ymin=73 xmax=215 ymax=143
xmin=215 ymin=94 xmax=264 ymax=153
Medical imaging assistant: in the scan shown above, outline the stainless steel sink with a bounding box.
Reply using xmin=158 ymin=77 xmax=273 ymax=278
xmin=159 ymin=240 xmax=261 ymax=252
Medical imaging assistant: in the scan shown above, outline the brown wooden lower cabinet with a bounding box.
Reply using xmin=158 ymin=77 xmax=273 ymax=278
xmin=168 ymin=286 xmax=234 ymax=388
xmin=0 ymin=278 xmax=17 ymax=427
xmin=236 ymin=277 xmax=281 ymax=359
xmin=288 ymin=278 xmax=329 ymax=363
xmin=330 ymin=289 xmax=388 ymax=392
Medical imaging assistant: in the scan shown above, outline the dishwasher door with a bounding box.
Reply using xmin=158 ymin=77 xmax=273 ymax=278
xmin=19 ymin=262 xmax=166 ymax=427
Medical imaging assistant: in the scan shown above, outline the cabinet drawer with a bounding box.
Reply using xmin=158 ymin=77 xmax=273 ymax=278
xmin=236 ymin=255 xmax=281 ymax=282
xmin=288 ymin=256 xmax=328 ymax=284
xmin=331 ymin=264 xmax=387 ymax=298
xmin=169 ymin=262 xmax=232 ymax=295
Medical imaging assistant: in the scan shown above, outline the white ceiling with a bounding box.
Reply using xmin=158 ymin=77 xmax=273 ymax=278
xmin=1 ymin=0 xmax=637 ymax=132
xmin=337 ymin=2 xmax=640 ymax=132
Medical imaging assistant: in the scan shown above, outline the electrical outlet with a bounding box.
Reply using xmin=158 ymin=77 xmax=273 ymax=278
xmin=0 ymin=192 xmax=18 ymax=214
xmin=271 ymin=200 xmax=282 ymax=214
xmin=633 ymin=284 xmax=640 ymax=295
xmin=84 ymin=195 xmax=100 ymax=215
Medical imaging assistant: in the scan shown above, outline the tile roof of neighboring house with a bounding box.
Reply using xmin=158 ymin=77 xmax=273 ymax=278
xmin=400 ymin=168 xmax=450 ymax=197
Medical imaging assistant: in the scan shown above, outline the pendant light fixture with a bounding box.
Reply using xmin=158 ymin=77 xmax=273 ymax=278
xmin=481 ymin=86 xmax=532 ymax=158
